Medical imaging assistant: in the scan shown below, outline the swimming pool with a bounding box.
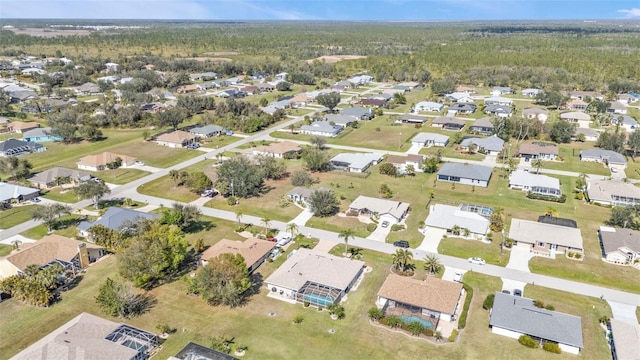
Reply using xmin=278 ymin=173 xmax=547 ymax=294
xmin=399 ymin=314 xmax=434 ymax=329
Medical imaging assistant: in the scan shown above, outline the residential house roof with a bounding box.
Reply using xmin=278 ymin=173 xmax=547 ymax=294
xmin=611 ymin=114 xmax=638 ymax=127
xmin=411 ymin=132 xmax=450 ymax=144
xmin=560 ymin=111 xmax=590 ymax=121
xmin=330 ymin=152 xmax=383 ymax=170
xmin=22 ymin=127 xmax=55 ymax=139
xmin=325 ymin=114 xmax=356 ymax=127
xmin=378 ymin=274 xmax=463 ymax=315
xmin=455 ymin=85 xmax=475 ymax=93
xmin=460 ymin=135 xmax=505 ymax=153
xmin=156 ymin=130 xmax=199 ymax=144
xmin=0 ymin=138 xmax=45 ymax=155
xmin=265 ymin=248 xmax=365 ymax=291
xmin=4 ymin=234 xmax=103 ymax=272
xmin=609 ymin=101 xmax=627 ymax=111
xmin=509 ymin=170 xmax=560 ymax=191
xmin=0 ymin=182 xmax=39 ymax=202
xmin=29 ymin=167 xmax=91 ymax=185
xmin=444 ymin=92 xmax=474 ymax=101
xmin=190 ymin=125 xmax=225 ymax=136
xmin=437 ymin=163 xmax=493 ymax=182
xmin=508 ymin=218 xmax=583 ymax=250
xmin=609 ymin=319 xmax=640 ymax=360
xmin=414 ymin=101 xmax=444 ymax=111
xmin=300 ymin=121 xmax=341 ymax=136
xmin=568 ymin=90 xmax=603 ymax=99
xmin=77 ymin=207 xmax=160 ymax=232
xmin=424 ymin=204 xmax=490 ymax=235
xmin=287 ymin=186 xmax=314 ymax=199
xmin=340 ymin=106 xmax=371 ymax=119
xmin=492 ymin=86 xmax=512 ymax=93
xmin=77 ymin=152 xmax=136 ymax=168
xmin=252 ymin=141 xmax=301 ymax=156
xmin=490 ymin=292 xmax=584 ymax=349
xmin=360 ymin=98 xmax=386 ymax=107
xmin=580 ymin=149 xmax=626 ymax=165
xmin=432 ymin=116 xmax=466 ymax=126
xmin=348 ymin=195 xmax=410 ymax=221
xmin=566 ymin=99 xmax=588 ymax=109
xmin=386 ymin=154 xmax=423 ymax=165
xmin=587 ymin=179 xmax=640 ymax=203
xmin=75 ymin=82 xmax=101 ymax=93
xmin=485 ymin=104 xmax=512 ymax=114
xmin=448 ymin=103 xmax=477 ymax=112
xmin=471 ymin=117 xmax=494 ymax=129
xmin=201 ymin=238 xmax=276 ymax=270
xmin=598 ymin=226 xmax=640 ymax=256
xmin=518 ymin=143 xmax=559 ymax=156
xmin=396 ymin=114 xmax=428 ymax=123
xmin=484 ymin=96 xmax=512 ymax=104
xmin=8 ymin=121 xmax=39 ymax=131
xmin=574 ymin=127 xmax=600 ymax=139
xmin=522 ymin=107 xmax=549 ymax=116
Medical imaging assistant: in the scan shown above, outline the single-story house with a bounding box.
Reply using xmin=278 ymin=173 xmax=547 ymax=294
xmin=28 ymin=167 xmax=91 ymax=189
xmin=300 ymin=121 xmax=342 ymax=137
xmin=521 ymin=88 xmax=541 ymax=97
xmin=368 ymin=93 xmax=393 ymax=102
xmin=608 ymin=101 xmax=627 ymax=115
xmin=262 ymin=99 xmax=291 ymax=114
xmin=560 ymin=111 xmax=591 ymax=128
xmin=330 ymin=152 xmax=383 ymax=173
xmin=348 ymin=75 xmax=373 ymax=85
xmin=424 ymin=203 xmax=490 ymax=239
xmin=290 ymin=93 xmax=315 ymax=108
xmin=609 ymin=319 xmax=640 ymax=360
xmin=432 ymin=116 xmax=466 ymax=131
xmin=617 ymin=93 xmax=639 ymax=104
xmin=0 ymin=138 xmax=46 ymax=157
xmin=567 ymin=90 xmax=603 ymax=101
xmin=155 ymin=130 xmax=199 ymax=148
xmin=489 ymin=292 xmax=584 ymax=355
xmin=10 ymin=312 xmax=158 ymax=360
xmin=177 ymin=84 xmax=199 ymax=94
xmin=444 ymin=92 xmax=474 ymax=103
xmin=334 ymin=80 xmax=353 ymax=89
xmin=566 ymin=99 xmax=588 ymax=111
xmin=411 ymin=132 xmax=449 ymax=147
xmin=437 ymin=163 xmax=493 ymax=188
xmin=7 ymin=120 xmax=40 ymax=134
xmin=0 ymin=182 xmax=40 ymax=204
xmin=397 ymin=81 xmax=421 ymax=89
xmin=377 ymin=274 xmax=464 ymax=324
xmin=459 ymin=135 xmax=505 ymax=155
xmin=414 ymin=101 xmax=444 ymax=112
xmin=611 ymin=114 xmax=638 ymax=132
xmin=484 ymin=105 xmax=512 ymax=118
xmin=340 ymin=106 xmax=372 ymax=121
xmin=484 ymin=96 xmax=512 ymax=106
xmin=324 ymin=114 xmax=357 ymax=128
xmin=22 ymin=127 xmax=61 ymax=142
xmin=508 ymin=218 xmax=583 ymax=255
xmin=77 ymin=152 xmax=136 ymax=172
xmin=448 ymin=103 xmax=477 ymax=114
xmin=522 ymin=107 xmax=549 ymax=122
xmin=455 ymin=85 xmax=476 ymax=93
xmin=573 ymin=127 xmax=600 ymax=142
xmin=78 ymin=206 xmax=160 ymax=237
xmin=200 ymin=238 xmax=276 ymax=274
xmin=189 ymin=125 xmax=226 ymax=137
xmin=395 ymin=114 xmax=428 ymax=125
xmin=491 ymin=86 xmax=513 ymax=96
xmin=386 ymin=154 xmax=423 ymax=174
xmin=509 ymin=170 xmax=562 ymax=198
xmin=287 ymin=187 xmax=314 ymax=205
xmin=598 ymin=226 xmax=640 ymax=266
xmin=11 ymin=90 xmax=38 ymax=103
xmin=586 ymin=179 xmax=640 ymax=207
xmin=257 ymin=83 xmax=276 ymax=92
xmin=517 ymin=142 xmax=559 ymax=160
xmin=580 ymin=149 xmax=626 ymax=170
xmin=74 ymin=82 xmax=101 ymax=95
xmin=0 ymin=234 xmax=104 ymax=280
xmin=264 ymin=248 xmax=365 ymax=306
xmin=348 ymin=195 xmax=410 ymax=223
xmin=469 ymin=117 xmax=495 ymax=135
xmin=252 ymin=141 xmax=302 ymax=159
xmin=173 ymin=342 xmax=238 ymax=360
xmin=390 ymin=85 xmax=410 ymax=93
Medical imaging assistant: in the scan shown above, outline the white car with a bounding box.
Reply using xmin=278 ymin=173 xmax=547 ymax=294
xmin=135 ymin=161 xmax=145 ymax=166
xmin=610 ymin=167 xmax=618 ymax=173
xmin=453 ymin=272 xmax=462 ymax=282
xmin=468 ymin=257 xmax=486 ymax=265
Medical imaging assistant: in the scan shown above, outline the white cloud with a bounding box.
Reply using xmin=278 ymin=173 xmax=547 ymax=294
xmin=617 ymin=8 xmax=640 ymax=18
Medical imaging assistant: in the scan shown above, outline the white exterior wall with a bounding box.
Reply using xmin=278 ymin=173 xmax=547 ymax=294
xmin=558 ymin=343 xmax=580 ymax=355
xmin=377 ymin=296 xmax=388 ymax=307
xmin=156 ymin=141 xmax=182 ymax=148
xmin=492 ymin=326 xmax=523 ymax=340
xmin=266 ymin=283 xmax=297 ymax=303
xmin=0 ymin=259 xmax=20 ymax=280
xmin=77 ymin=164 xmax=101 ymax=172
xmin=458 ymin=178 xmax=489 ymax=188
xmin=605 ymin=252 xmax=629 ymax=265
xmin=439 ymin=313 xmax=453 ymax=321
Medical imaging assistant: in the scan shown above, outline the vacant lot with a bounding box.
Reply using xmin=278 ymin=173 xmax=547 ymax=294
xmin=138 ymin=159 xmax=219 ymax=203
xmin=542 ymin=143 xmax=609 ymax=176
xmin=0 ymin=205 xmax=39 ymax=229
xmin=305 ymin=55 xmax=367 ymax=64
xmin=108 ymin=141 xmax=205 ymax=168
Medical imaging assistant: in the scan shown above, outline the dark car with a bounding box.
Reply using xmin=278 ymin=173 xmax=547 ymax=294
xmin=502 ymin=290 xmax=511 ymax=295
xmin=393 ymin=240 xmax=410 ymax=248
xmin=513 ymin=289 xmax=522 ymax=297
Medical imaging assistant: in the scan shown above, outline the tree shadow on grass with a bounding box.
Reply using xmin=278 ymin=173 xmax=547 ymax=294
xmin=183 ymin=220 xmax=215 ymax=234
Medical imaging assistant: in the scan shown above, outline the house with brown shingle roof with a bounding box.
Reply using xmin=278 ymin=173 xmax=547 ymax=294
xmin=176 ymin=84 xmax=199 ymax=94
xmin=155 ymin=130 xmax=199 ymax=148
xmin=517 ymin=142 xmax=559 ymax=160
xmin=77 ymin=152 xmax=136 ymax=171
xmin=8 ymin=121 xmax=40 ymax=134
xmin=0 ymin=234 xmax=104 ymax=280
xmin=377 ymin=274 xmax=464 ymax=323
xmin=252 ymin=141 xmax=302 ymax=159
xmin=200 ymin=238 xmax=276 ymax=274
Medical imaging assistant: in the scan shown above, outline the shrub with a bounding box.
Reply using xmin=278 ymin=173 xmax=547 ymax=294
xmin=448 ymin=329 xmax=459 ymax=342
xmin=483 ymin=294 xmax=495 ymax=310
xmin=544 ymin=304 xmax=555 ymax=311
xmin=317 ymin=306 xmax=323 ymax=312
xmin=458 ymin=283 xmax=473 ymax=329
xmin=407 ymin=321 xmax=424 ymax=336
xmin=423 ymin=328 xmax=434 ymax=336
xmin=518 ymin=335 xmax=538 ymax=348
xmin=543 ymin=342 xmax=562 ymax=354
xmin=386 ymin=315 xmax=402 ymax=328
xmin=526 ymin=192 xmax=567 ymax=203
xmin=226 ymin=196 xmax=237 ymax=205
xmin=390 ymin=224 xmax=405 ymax=232
xmin=292 ymin=315 xmax=304 ymax=324
xmin=574 ymin=253 xmax=582 ymax=259
xmin=303 ymin=301 xmax=310 ymax=307
xmin=567 ymin=252 xmax=575 ymax=258
xmin=533 ymin=300 xmax=544 ymax=308
xmin=574 ymin=192 xmax=584 ymax=200
xmin=156 ymin=323 xmax=171 ymax=334
xmin=367 ymin=307 xmax=384 ymax=321
xmin=328 ymin=304 xmax=345 ymax=319
xmin=366 ymin=223 xmax=377 ymax=232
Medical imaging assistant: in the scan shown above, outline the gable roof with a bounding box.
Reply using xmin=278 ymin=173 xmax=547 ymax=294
xmin=509 ymin=170 xmax=560 ymax=191
xmin=386 ymin=154 xmax=423 ymax=165
xmin=201 ymin=238 xmax=276 ymax=269
xmin=518 ymin=143 xmax=559 ymax=156
xmin=598 ymin=226 xmax=640 ymax=254
xmin=508 ymin=218 xmax=583 ymax=249
xmin=8 ymin=120 xmax=39 ymax=131
xmin=437 ymin=162 xmax=493 ymax=182
xmin=587 ymin=179 xmax=640 ymax=203
xmin=0 ymin=138 xmax=45 ymax=155
xmin=522 ymin=107 xmax=549 ymax=116
xmin=156 ymin=130 xmax=199 ymax=144
xmin=378 ymin=274 xmax=463 ymax=314
xmin=449 ymin=103 xmax=477 ymax=111
xmin=6 ymin=234 xmax=103 ymax=272
xmin=425 ymin=203 xmax=490 ymax=235
xmin=0 ymin=182 xmax=39 ymax=202
xmin=560 ymin=111 xmax=590 ymax=121
xmin=471 ymin=117 xmax=494 ymax=129
xmin=29 ymin=167 xmax=91 ymax=185
xmin=340 ymin=106 xmax=370 ymax=118
xmin=580 ymin=149 xmax=626 ymax=165
xmin=348 ymin=195 xmax=410 ymax=221
xmin=433 ymin=116 xmax=466 ymax=126
xmin=414 ymin=101 xmax=443 ymax=110
xmin=490 ymin=292 xmax=584 ymax=348
xmin=190 ymin=125 xmax=225 ymax=135
xmin=300 ymin=121 xmax=341 ymax=135
xmin=265 ymin=248 xmax=364 ymax=291
xmin=609 ymin=319 xmax=640 ymax=360
xmin=22 ymin=127 xmax=56 ymax=139
xmin=330 ymin=152 xmax=383 ymax=170
xmin=609 ymin=101 xmax=626 ymax=110
xmin=484 ymin=104 xmax=512 ymax=114
xmin=77 ymin=152 xmax=136 ymax=168
xmin=287 ymin=186 xmax=314 ymax=199
xmin=445 ymin=92 xmax=474 ymax=101
xmin=77 ymin=207 xmax=159 ymax=232
xmin=325 ymin=113 xmax=357 ymax=126
xmin=411 ymin=132 xmax=449 ymax=144
xmin=484 ymin=96 xmax=512 ymax=104
xmin=460 ymin=135 xmax=504 ymax=152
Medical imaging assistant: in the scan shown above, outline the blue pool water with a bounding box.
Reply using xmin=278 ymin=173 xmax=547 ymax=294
xmin=399 ymin=315 xmax=434 ymax=328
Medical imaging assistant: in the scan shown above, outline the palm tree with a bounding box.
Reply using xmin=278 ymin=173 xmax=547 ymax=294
xmin=490 ymin=207 xmax=505 ymax=232
xmin=423 ymin=253 xmax=442 ymax=275
xmin=11 ymin=239 xmax=22 ymax=250
xmin=462 ymin=228 xmax=471 ymax=237
xmin=347 ymin=247 xmax=363 ymax=260
xmin=451 ymin=225 xmax=461 ymax=236
xmin=544 ymin=207 xmax=559 ymax=217
xmin=169 ymin=169 xmax=180 ymax=186
xmin=286 ymin=223 xmax=298 ymax=238
xmin=260 ymin=217 xmax=272 ymax=235
xmin=531 ymin=159 xmax=544 ymax=174
xmin=235 ymin=211 xmax=244 ymax=229
xmin=392 ymin=249 xmax=413 ymax=273
xmin=338 ymin=229 xmax=355 ymax=256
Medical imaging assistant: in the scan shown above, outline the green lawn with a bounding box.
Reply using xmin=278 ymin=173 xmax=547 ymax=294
xmin=20 ymin=214 xmax=85 ymax=240
xmin=307 ymin=215 xmax=373 ymax=238
xmin=624 ymin=155 xmax=640 ymax=180
xmin=89 ymin=168 xmax=150 ymax=185
xmin=0 ymin=244 xmax=13 ymax=256
xmin=107 ymin=140 xmax=204 ymax=168
xmin=542 ymin=143 xmax=610 ymax=176
xmin=438 ymin=236 xmax=509 ymax=267
xmin=199 ymin=135 xmax=242 ymax=150
xmin=40 ymin=188 xmax=80 ymax=203
xmin=0 ymin=205 xmax=39 ymax=229
xmin=138 ymin=160 xmax=219 ymax=203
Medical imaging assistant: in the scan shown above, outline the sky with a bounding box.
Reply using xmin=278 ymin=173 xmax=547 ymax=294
xmin=1 ymin=0 xmax=640 ymax=21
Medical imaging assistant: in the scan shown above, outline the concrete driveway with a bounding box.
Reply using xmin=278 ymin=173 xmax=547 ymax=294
xmin=417 ymin=227 xmax=447 ymax=253
xmin=290 ymin=208 xmax=314 ymax=227
xmin=366 ymin=217 xmax=394 ymax=242
xmin=506 ymin=244 xmax=535 ymax=272
xmin=442 ymin=266 xmax=467 ymax=282
xmin=608 ymin=300 xmax=640 ymax=324
xmin=502 ymin=278 xmax=528 ymax=295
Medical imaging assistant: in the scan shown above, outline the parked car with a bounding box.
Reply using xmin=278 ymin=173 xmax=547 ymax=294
xmin=200 ymin=189 xmax=217 ymax=197
xmin=513 ymin=289 xmax=523 ymax=297
xmin=453 ymin=272 xmax=462 ymax=282
xmin=31 ymin=197 xmax=41 ymax=203
xmin=610 ymin=167 xmax=618 ymax=173
xmin=186 ymin=143 xmax=200 ymax=149
xmin=468 ymin=257 xmax=486 ymax=265
xmin=135 ymin=161 xmax=145 ymax=166
xmin=501 ymin=290 xmax=511 ymax=294
xmin=393 ymin=240 xmax=410 ymax=248
xmin=381 ymin=221 xmax=390 ymax=228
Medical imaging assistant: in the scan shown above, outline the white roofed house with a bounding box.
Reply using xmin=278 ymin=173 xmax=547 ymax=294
xmin=560 ymin=111 xmax=591 ymax=128
xmin=444 ymin=92 xmax=474 ymax=103
xmin=385 ymin=154 xmax=423 ymax=175
xmin=617 ymin=93 xmax=639 ymax=104
xmin=189 ymin=124 xmax=226 ymax=137
xmin=484 ymin=96 xmax=512 ymax=106
xmin=491 ymin=86 xmax=512 ymax=96
xmin=424 ymin=203 xmax=490 ymax=239
xmin=522 ymin=107 xmax=549 ymax=123
xmin=459 ymin=135 xmax=504 ymax=155
xmin=521 ymin=88 xmax=541 ymax=97
xmin=580 ymin=149 xmax=626 ymax=171
xmin=508 ymin=218 xmax=583 ymax=257
xmin=324 ymin=114 xmax=357 ymax=128
xmin=300 ymin=121 xmax=342 ymax=137
xmin=611 ymin=114 xmax=638 ymax=132
xmin=607 ymin=101 xmax=627 ymax=115
xmin=586 ymin=179 xmax=640 ymax=207
xmin=598 ymin=226 xmax=640 ymax=266
xmin=0 ymin=182 xmax=40 ymax=204
xmin=509 ymin=170 xmax=562 ymax=198
xmin=330 ymin=152 xmax=383 ymax=173
xmin=410 ymin=132 xmax=449 ymax=147
xmin=414 ymin=101 xmax=444 ymax=112
xmin=395 ymin=114 xmax=428 ymax=125
xmin=348 ymin=195 xmax=410 ymax=223
xmin=573 ymin=127 xmax=600 ymax=142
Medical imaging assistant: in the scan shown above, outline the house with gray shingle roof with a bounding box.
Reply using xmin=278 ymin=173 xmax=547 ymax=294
xmin=0 ymin=138 xmax=46 ymax=157
xmin=448 ymin=103 xmax=476 ymax=114
xmin=484 ymin=96 xmax=512 ymax=106
xmin=77 ymin=207 xmax=160 ymax=237
xmin=340 ymin=106 xmax=372 ymax=121
xmin=437 ymin=163 xmax=493 ymax=187
xmin=469 ymin=117 xmax=495 ymax=135
xmin=330 ymin=152 xmax=383 ymax=173
xmin=411 ymin=132 xmax=449 ymax=147
xmin=324 ymin=114 xmax=356 ymax=128
xmin=610 ymin=114 xmax=638 ymax=132
xmin=598 ymin=226 xmax=640 ymax=266
xmin=490 ymin=292 xmax=584 ymax=355
xmin=300 ymin=121 xmax=341 ymax=137
xmin=459 ymin=135 xmax=504 ymax=155
xmin=348 ymin=195 xmax=410 ymax=223
xmin=579 ymin=149 xmax=626 ymax=169
xmin=432 ymin=116 xmax=466 ymax=131
xmin=189 ymin=124 xmax=226 ymax=137
xmin=484 ymin=104 xmax=512 ymax=118
xmin=29 ymin=167 xmax=91 ymax=189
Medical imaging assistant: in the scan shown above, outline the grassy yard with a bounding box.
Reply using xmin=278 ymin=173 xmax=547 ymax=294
xmin=438 ymin=237 xmax=509 ymax=267
xmin=0 ymin=205 xmax=39 ymax=229
xmin=199 ymin=135 xmax=243 ymax=150
xmin=541 ymin=143 xmax=610 ymax=176
xmin=20 ymin=214 xmax=86 ymax=240
xmin=0 ymin=244 xmax=13 ymax=256
xmin=138 ymin=160 xmax=219 ymax=203
xmin=330 ymin=115 xmax=421 ymax=151
xmin=307 ymin=215 xmax=373 ymax=238
xmin=624 ymin=155 xmax=640 ymax=180
xmin=40 ymin=187 xmax=80 ymax=203
xmin=89 ymin=168 xmax=150 ymax=185
xmin=107 ymin=141 xmax=204 ymax=168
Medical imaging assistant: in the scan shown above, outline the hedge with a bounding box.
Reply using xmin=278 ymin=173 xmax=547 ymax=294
xmin=482 ymin=294 xmax=495 ymax=310
xmin=543 ymin=342 xmax=562 ymax=354
xmin=366 ymin=223 xmax=377 ymax=232
xmin=526 ymin=191 xmax=567 ymax=203
xmin=458 ymin=283 xmax=473 ymax=329
xmin=518 ymin=335 xmax=538 ymax=348
xmin=448 ymin=329 xmax=459 ymax=342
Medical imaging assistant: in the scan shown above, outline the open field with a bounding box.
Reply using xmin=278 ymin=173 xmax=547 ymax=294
xmin=438 ymin=236 xmax=509 ymax=267
xmin=305 ymin=55 xmax=367 ymax=64
xmin=138 ymin=159 xmax=218 ymax=203
xmin=40 ymin=187 xmax=80 ymax=203
xmin=0 ymin=205 xmax=39 ymax=229
xmin=541 ymin=143 xmax=610 ymax=176
xmin=20 ymin=214 xmax=86 ymax=240
xmin=108 ymin=140 xmax=207 ymax=168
